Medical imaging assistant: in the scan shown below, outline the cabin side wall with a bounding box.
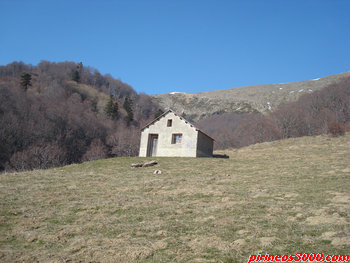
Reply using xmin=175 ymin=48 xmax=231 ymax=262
xmin=196 ymin=131 xmax=214 ymax=157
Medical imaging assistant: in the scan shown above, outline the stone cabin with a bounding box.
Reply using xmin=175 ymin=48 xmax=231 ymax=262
xmin=139 ymin=110 xmax=214 ymax=157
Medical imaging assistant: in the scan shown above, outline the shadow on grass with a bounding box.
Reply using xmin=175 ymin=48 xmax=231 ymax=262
xmin=212 ymin=154 xmax=229 ymax=159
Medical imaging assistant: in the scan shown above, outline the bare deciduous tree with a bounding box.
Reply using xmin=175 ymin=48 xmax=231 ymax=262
xmin=82 ymin=139 xmax=109 ymax=162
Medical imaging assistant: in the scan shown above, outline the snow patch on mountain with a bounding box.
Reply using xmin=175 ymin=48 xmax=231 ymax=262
xmin=169 ymin=92 xmax=185 ymax=95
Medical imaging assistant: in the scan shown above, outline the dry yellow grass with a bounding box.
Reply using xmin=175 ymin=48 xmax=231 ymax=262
xmin=0 ymin=134 xmax=349 ymax=262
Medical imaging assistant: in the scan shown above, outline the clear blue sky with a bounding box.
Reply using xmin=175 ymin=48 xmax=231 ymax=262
xmin=1 ymin=0 xmax=349 ymax=94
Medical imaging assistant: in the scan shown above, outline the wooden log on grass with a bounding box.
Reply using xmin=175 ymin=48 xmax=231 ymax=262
xmin=142 ymin=160 xmax=158 ymax=167
xmin=131 ymin=160 xmax=158 ymax=168
xmin=131 ymin=163 xmax=143 ymax=168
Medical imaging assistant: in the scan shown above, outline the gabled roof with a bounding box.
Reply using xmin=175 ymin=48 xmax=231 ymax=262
xmin=141 ymin=109 xmax=214 ymax=141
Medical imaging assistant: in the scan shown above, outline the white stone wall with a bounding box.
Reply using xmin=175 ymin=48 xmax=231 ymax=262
xmin=139 ymin=112 xmax=198 ymax=157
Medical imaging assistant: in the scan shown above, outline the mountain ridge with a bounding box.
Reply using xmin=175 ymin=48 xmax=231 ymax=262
xmin=151 ymin=71 xmax=350 ymax=121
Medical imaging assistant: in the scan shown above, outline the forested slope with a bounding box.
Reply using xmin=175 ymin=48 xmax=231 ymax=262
xmin=0 ymin=61 xmax=161 ymax=171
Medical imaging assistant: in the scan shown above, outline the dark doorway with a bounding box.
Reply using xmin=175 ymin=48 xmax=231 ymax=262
xmin=147 ymin=134 xmax=158 ymax=156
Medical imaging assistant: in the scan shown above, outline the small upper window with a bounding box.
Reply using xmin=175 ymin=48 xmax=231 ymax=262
xmin=167 ymin=119 xmax=172 ymax=127
xmin=172 ymin=134 xmax=182 ymax=144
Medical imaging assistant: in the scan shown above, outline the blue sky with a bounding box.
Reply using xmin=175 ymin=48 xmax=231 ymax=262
xmin=1 ymin=0 xmax=349 ymax=94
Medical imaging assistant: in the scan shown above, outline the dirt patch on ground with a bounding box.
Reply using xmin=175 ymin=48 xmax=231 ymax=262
xmin=320 ymin=231 xmax=338 ymax=239
xmin=237 ymin=230 xmax=249 ymax=236
xmin=331 ymin=237 xmax=350 ymax=247
xmin=259 ymin=237 xmax=277 ymax=247
xmin=342 ymin=168 xmax=350 ymax=173
xmin=188 ymin=236 xmax=236 ymax=252
xmin=305 ymin=192 xmax=349 ymax=226
xmin=152 ymin=240 xmax=168 ymax=250
xmin=305 ymin=214 xmax=347 ymax=225
xmin=194 ymin=215 xmax=215 ymax=223
xmin=232 ymin=238 xmax=247 ymax=248
xmin=331 ymin=192 xmax=350 ymax=204
xmin=284 ymin=193 xmax=299 ymax=199
xmin=66 ymin=238 xmax=154 ymax=262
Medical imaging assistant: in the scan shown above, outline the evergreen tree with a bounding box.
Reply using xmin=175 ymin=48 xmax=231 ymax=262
xmin=20 ymin=72 xmax=32 ymax=91
xmin=90 ymin=98 xmax=98 ymax=113
xmin=72 ymin=70 xmax=80 ymax=83
xmin=123 ymin=97 xmax=134 ymax=123
xmin=104 ymin=95 xmax=119 ymax=119
xmin=72 ymin=62 xmax=83 ymax=83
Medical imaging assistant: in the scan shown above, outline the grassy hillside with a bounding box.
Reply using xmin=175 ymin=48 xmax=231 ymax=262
xmin=1 ymin=134 xmax=349 ymax=262
xmin=152 ymin=72 xmax=350 ymax=120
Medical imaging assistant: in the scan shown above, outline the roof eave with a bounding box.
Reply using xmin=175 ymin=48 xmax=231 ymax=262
xmin=141 ymin=109 xmax=215 ymax=141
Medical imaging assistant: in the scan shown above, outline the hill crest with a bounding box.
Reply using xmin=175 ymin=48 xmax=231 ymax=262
xmin=152 ymin=71 xmax=350 ymax=121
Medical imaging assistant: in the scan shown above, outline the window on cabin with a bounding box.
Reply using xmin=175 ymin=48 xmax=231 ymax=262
xmin=172 ymin=134 xmax=182 ymax=144
xmin=167 ymin=119 xmax=172 ymax=127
